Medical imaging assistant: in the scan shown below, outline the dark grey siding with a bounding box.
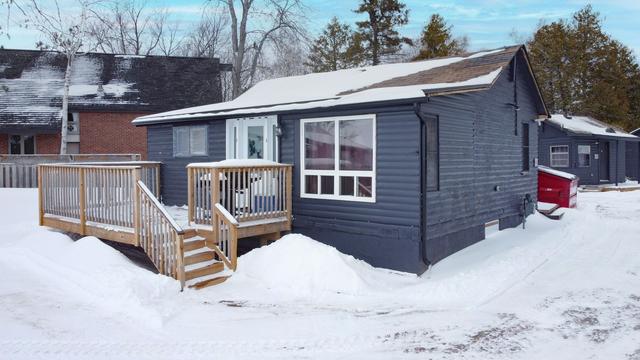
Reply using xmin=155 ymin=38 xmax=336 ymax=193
xmin=539 ymin=125 xmax=628 ymax=185
xmin=280 ymin=107 xmax=423 ymax=273
xmin=147 ymin=120 xmax=225 ymax=205
xmin=626 ymin=141 xmax=640 ymax=180
xmin=423 ymin=53 xmax=539 ymax=263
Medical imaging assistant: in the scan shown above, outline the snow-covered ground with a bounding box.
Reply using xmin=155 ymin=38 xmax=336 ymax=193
xmin=0 ymin=188 xmax=639 ymax=359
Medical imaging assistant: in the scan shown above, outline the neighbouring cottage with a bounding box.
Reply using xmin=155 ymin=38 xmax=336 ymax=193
xmin=0 ymin=49 xmax=230 ymax=158
xmin=539 ymin=114 xmax=640 ymax=185
xmin=133 ymin=45 xmax=548 ymax=274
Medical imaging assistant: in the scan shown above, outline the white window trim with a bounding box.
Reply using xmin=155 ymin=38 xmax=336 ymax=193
xmin=173 ymin=125 xmax=208 ymax=157
xmin=577 ymin=144 xmax=591 ymax=167
xmin=300 ymin=114 xmax=376 ymax=203
xmin=550 ymin=145 xmax=570 ymax=168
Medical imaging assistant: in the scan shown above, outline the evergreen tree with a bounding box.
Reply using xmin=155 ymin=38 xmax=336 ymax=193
xmin=413 ymin=14 xmax=467 ymax=60
xmin=528 ymin=5 xmax=640 ymax=130
xmin=354 ymin=0 xmax=412 ymax=65
xmin=305 ymin=17 xmax=365 ymax=72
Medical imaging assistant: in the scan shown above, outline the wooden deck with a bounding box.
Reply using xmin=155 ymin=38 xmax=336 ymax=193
xmin=38 ymin=162 xmax=293 ymax=290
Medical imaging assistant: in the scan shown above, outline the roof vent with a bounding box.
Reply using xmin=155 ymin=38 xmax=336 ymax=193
xmin=97 ymin=83 xmax=104 ymax=97
xmin=563 ymin=112 xmax=572 ymax=119
xmin=606 ymin=127 xmax=616 ymax=133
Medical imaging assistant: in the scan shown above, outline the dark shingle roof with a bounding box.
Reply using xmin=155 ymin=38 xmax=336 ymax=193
xmin=0 ymin=49 xmax=229 ymax=132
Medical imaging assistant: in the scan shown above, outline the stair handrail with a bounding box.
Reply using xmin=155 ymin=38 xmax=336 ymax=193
xmin=136 ymin=180 xmax=186 ymax=290
xmin=213 ymin=203 xmax=238 ymax=271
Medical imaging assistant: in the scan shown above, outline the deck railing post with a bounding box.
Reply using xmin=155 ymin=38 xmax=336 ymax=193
xmin=187 ymin=168 xmax=194 ymax=225
xmin=79 ymin=167 xmax=86 ymax=235
xmin=286 ymin=166 xmax=292 ymax=226
xmin=133 ymin=167 xmax=142 ymax=246
xmin=37 ymin=165 xmax=44 ymax=226
xmin=155 ymin=164 xmax=161 ymax=198
xmin=176 ymin=234 xmax=185 ymax=290
xmin=211 ymin=168 xmax=220 ymax=238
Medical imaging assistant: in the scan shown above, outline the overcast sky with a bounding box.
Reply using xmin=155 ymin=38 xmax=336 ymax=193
xmin=2 ymin=0 xmax=638 ymax=57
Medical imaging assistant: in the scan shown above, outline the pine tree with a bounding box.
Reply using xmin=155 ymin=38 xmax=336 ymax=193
xmin=354 ymin=0 xmax=412 ymax=65
xmin=413 ymin=14 xmax=467 ymax=60
xmin=305 ymin=17 xmax=365 ymax=72
xmin=527 ymin=5 xmax=640 ymax=130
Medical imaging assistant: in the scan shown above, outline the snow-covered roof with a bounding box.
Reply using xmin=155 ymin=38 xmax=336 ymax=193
xmin=547 ymin=114 xmax=638 ymax=139
xmin=134 ymin=46 xmax=527 ymax=125
xmin=538 ymin=165 xmax=578 ymax=180
xmin=631 ymin=128 xmax=640 ymax=136
xmin=0 ymin=49 xmax=228 ymax=132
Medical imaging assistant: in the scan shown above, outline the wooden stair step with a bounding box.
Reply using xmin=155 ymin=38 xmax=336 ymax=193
xmin=185 ymin=262 xmax=224 ymax=281
xmin=184 ymin=239 xmax=206 ymax=252
xmin=189 ymin=276 xmax=230 ymax=290
xmin=184 ymin=251 xmax=216 ymax=266
xmin=182 ymin=228 xmax=198 ymax=239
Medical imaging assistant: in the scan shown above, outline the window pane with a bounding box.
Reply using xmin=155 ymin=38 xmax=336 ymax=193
xmin=174 ymin=127 xmax=189 ymax=156
xmin=339 ymin=119 xmax=373 ymax=170
xmin=320 ymin=176 xmax=334 ymax=195
xmin=305 ymin=175 xmax=318 ymax=194
xmin=340 ymin=176 xmax=354 ymax=196
xmin=247 ymin=125 xmax=264 ymax=159
xmin=522 ymin=123 xmax=530 ymax=171
xmin=272 ymin=124 xmax=277 ymax=161
xmin=357 ymin=177 xmax=372 ymax=198
xmin=305 ymin=121 xmax=335 ymax=170
xmin=550 ymin=146 xmax=569 ymax=167
xmin=190 ymin=127 xmax=207 ymax=155
xmin=22 ymin=135 xmax=35 ymax=154
xmin=9 ymin=135 xmax=21 ymax=154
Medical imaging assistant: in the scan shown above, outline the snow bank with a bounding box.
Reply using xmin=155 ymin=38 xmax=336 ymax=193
xmin=233 ymin=234 xmax=416 ymax=296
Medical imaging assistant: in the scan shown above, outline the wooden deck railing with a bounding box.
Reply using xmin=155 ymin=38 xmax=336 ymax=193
xmin=187 ymin=163 xmax=293 ymax=227
xmin=213 ymin=203 xmax=238 ymax=271
xmin=137 ymin=180 xmax=185 ymax=289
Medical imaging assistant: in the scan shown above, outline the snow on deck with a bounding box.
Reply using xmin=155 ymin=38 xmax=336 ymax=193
xmin=186 ymin=159 xmax=283 ymax=168
xmin=2 ymin=188 xmax=640 ymax=358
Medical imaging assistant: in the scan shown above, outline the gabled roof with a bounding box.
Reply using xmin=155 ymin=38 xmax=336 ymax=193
xmin=547 ymin=114 xmax=639 ymax=139
xmin=134 ymin=45 xmax=547 ymax=125
xmin=632 ymin=128 xmax=640 ymax=136
xmin=0 ymin=49 xmax=229 ymax=132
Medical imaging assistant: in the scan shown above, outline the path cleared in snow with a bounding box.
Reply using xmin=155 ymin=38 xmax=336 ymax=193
xmin=0 ymin=188 xmax=639 ymax=359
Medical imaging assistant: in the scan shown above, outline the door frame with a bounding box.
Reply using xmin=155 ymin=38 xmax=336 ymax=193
xmin=225 ymin=116 xmax=278 ymax=161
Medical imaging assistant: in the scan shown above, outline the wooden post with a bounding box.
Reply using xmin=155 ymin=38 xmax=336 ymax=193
xmin=211 ymin=168 xmax=220 ymax=238
xmin=79 ymin=167 xmax=86 ymax=235
xmin=133 ymin=167 xmax=142 ymax=247
xmin=285 ymin=166 xmax=293 ymax=226
xmin=176 ymin=234 xmax=185 ymax=290
xmin=187 ymin=168 xmax=194 ymax=225
xmin=37 ymin=165 xmax=44 ymax=226
xmin=230 ymin=224 xmax=238 ymax=271
xmin=155 ymin=164 xmax=161 ymax=198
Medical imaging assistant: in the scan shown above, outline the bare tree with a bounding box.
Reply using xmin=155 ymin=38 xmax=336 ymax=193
xmin=89 ymin=0 xmax=168 ymax=55
xmin=219 ymin=0 xmax=307 ymax=98
xmin=182 ymin=7 xmax=230 ymax=58
xmin=23 ymin=0 xmax=99 ymax=154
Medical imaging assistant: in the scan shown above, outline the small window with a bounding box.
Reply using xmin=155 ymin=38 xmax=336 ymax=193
xmin=301 ymin=115 xmax=376 ymax=202
xmin=425 ymin=116 xmax=439 ymax=191
xmin=578 ymin=145 xmax=591 ymax=167
xmin=173 ymin=126 xmax=207 ymax=157
xmin=9 ymin=134 xmax=36 ymax=154
xmin=522 ymin=123 xmax=530 ymax=171
xmin=550 ymin=145 xmax=569 ymax=168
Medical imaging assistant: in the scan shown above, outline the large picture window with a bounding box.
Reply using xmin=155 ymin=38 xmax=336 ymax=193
xmin=301 ymin=115 xmax=376 ymax=202
xmin=577 ymin=145 xmax=591 ymax=167
xmin=173 ymin=126 xmax=207 ymax=157
xmin=9 ymin=134 xmax=35 ymax=154
xmin=550 ymin=145 xmax=569 ymax=168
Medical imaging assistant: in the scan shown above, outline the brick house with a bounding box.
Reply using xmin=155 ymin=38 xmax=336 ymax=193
xmin=0 ymin=49 xmax=229 ymax=158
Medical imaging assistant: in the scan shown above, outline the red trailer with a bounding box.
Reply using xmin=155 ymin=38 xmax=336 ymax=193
xmin=538 ymin=166 xmax=578 ymax=208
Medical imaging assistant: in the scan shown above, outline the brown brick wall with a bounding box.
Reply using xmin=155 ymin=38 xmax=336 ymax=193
xmin=0 ymin=134 xmax=7 ymax=153
xmin=36 ymin=133 xmax=61 ymax=154
xmin=79 ymin=112 xmax=148 ymax=159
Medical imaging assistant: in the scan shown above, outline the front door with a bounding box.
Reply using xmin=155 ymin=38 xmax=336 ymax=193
xmin=226 ymin=116 xmax=278 ymax=161
xmin=599 ymin=141 xmax=610 ymax=182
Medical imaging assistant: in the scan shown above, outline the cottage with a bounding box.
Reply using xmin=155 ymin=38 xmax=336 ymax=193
xmin=131 ymin=45 xmax=548 ymax=274
xmin=539 ymin=114 xmax=640 ymax=185
xmin=0 ymin=49 xmax=230 ymax=157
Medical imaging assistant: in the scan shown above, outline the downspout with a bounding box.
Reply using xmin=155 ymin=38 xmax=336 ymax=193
xmin=413 ymin=102 xmax=430 ymax=268
xmin=616 ymin=140 xmax=619 ymax=186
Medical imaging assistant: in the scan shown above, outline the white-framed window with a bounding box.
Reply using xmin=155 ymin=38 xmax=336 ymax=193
xmin=9 ymin=134 xmax=36 ymax=154
xmin=577 ymin=145 xmax=591 ymax=167
xmin=550 ymin=145 xmax=569 ymax=168
xmin=173 ymin=125 xmax=207 ymax=157
xmin=300 ymin=114 xmax=376 ymax=202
